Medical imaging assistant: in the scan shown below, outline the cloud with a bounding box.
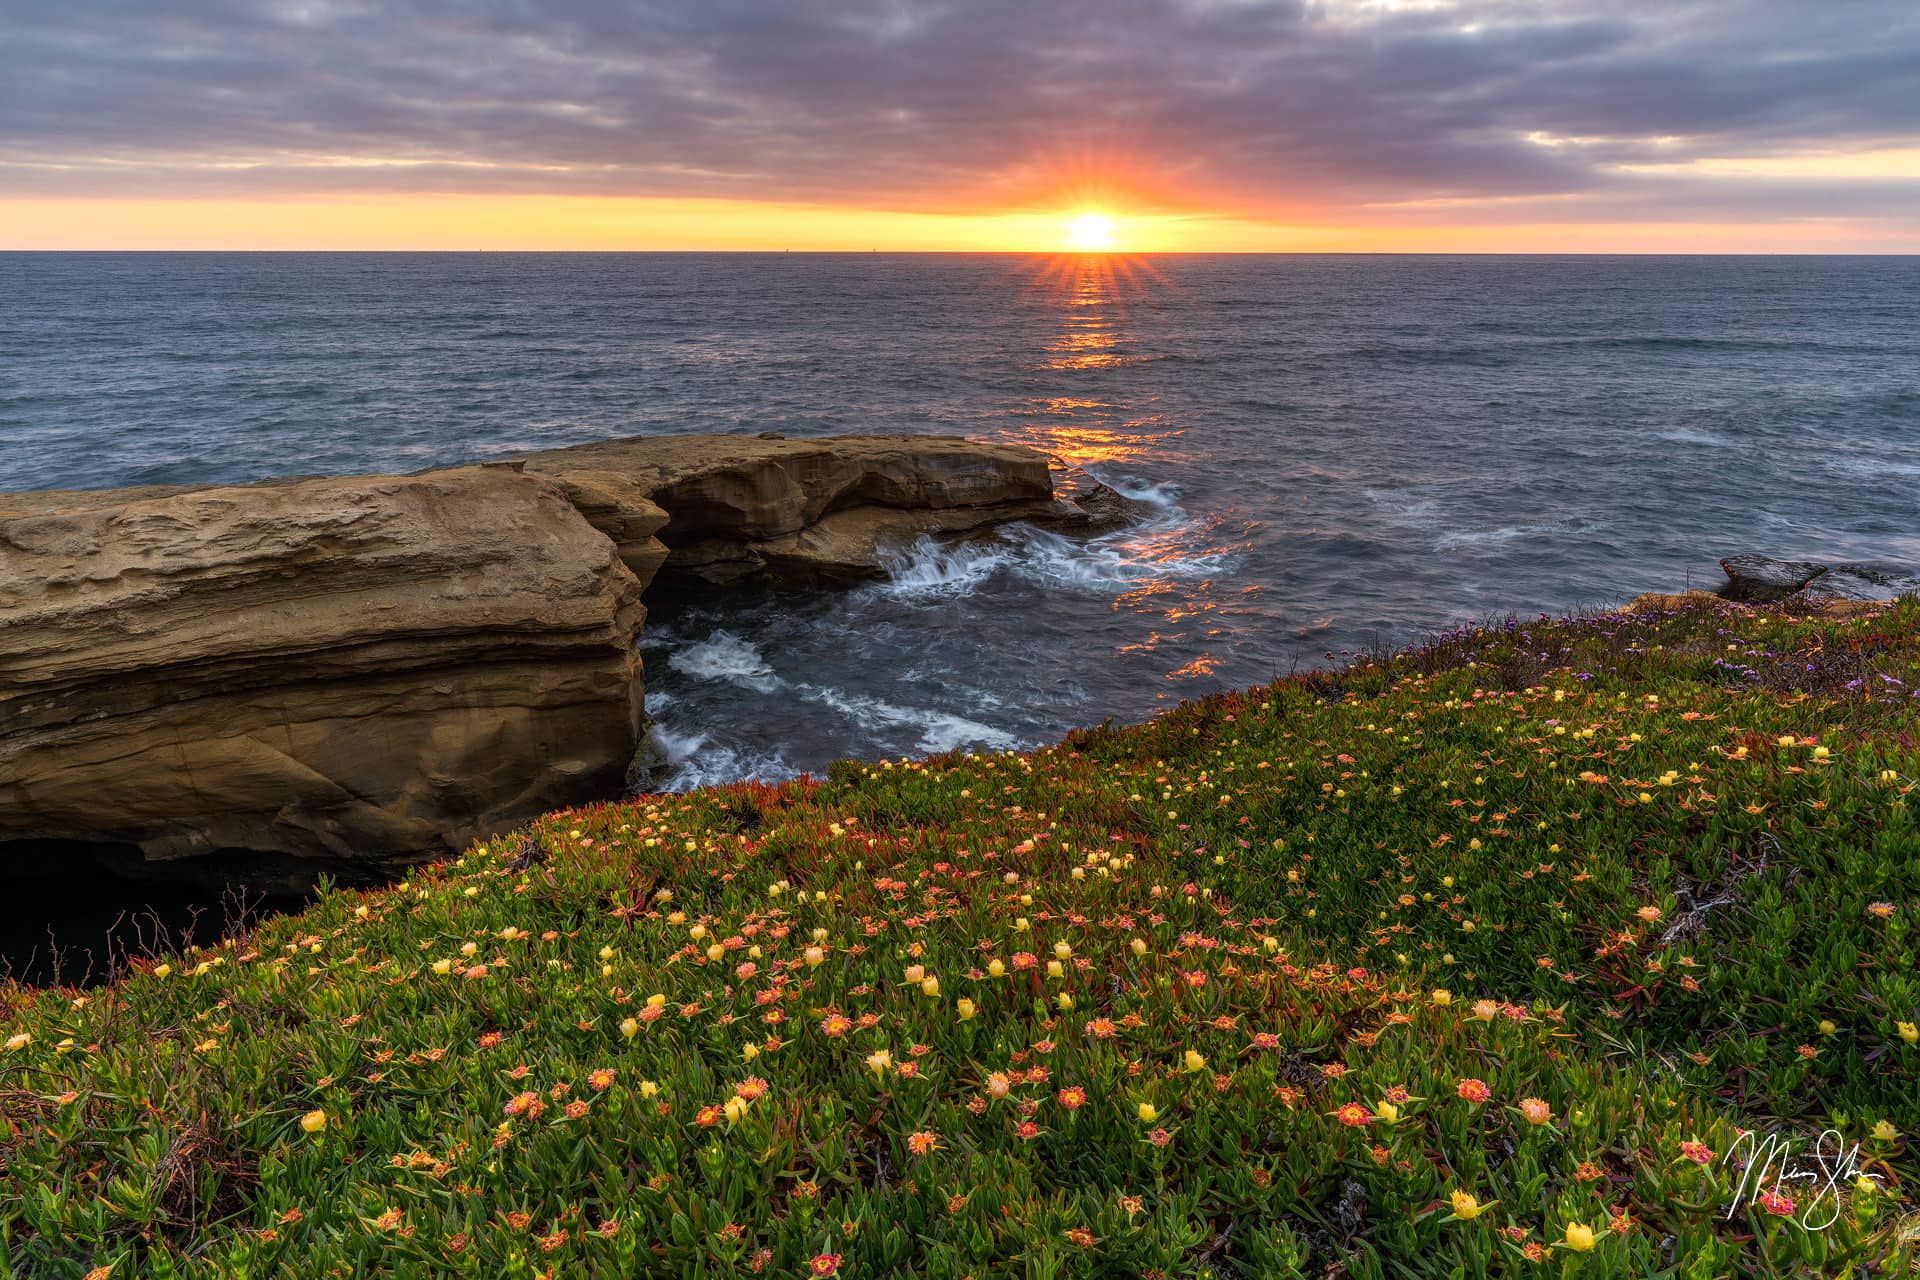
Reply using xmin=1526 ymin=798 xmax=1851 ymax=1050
xmin=2 ymin=0 xmax=1916 ymax=225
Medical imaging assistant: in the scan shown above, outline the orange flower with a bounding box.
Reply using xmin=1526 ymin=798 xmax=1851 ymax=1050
xmin=1057 ymin=1086 xmax=1087 ymax=1110
xmin=810 ymin=1254 xmax=842 ymax=1277
xmin=908 ymin=1130 xmax=938 ymax=1156
xmin=1456 ymin=1078 xmax=1491 ymax=1104
xmin=1335 ymin=1103 xmax=1372 ymax=1127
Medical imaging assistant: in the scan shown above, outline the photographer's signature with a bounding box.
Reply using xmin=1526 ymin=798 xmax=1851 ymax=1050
xmin=1719 ymin=1128 xmax=1884 ymax=1231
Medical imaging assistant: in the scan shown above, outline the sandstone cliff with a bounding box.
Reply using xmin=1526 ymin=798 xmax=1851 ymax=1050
xmin=0 ymin=467 xmax=647 ymax=865
xmin=0 ymin=434 xmax=1073 ymax=872
xmin=514 ymin=432 xmax=1067 ymax=585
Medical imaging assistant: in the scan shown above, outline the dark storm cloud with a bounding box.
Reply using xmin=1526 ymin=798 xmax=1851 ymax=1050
xmin=1 ymin=0 xmax=1916 ymax=221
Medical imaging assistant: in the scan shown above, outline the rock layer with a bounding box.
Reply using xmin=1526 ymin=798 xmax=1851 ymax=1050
xmin=516 ymin=433 xmax=1069 ymax=585
xmin=0 ymin=466 xmax=646 ymax=866
xmin=0 ymin=434 xmax=1073 ymax=872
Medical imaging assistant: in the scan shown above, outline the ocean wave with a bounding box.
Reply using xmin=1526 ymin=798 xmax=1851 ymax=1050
xmin=666 ymin=630 xmax=782 ymax=693
xmin=1434 ymin=519 xmax=1609 ymax=553
xmin=796 ymin=684 xmax=1021 ymax=755
xmin=874 ymin=539 xmax=1013 ymax=599
xmin=642 ymin=723 xmax=795 ymax=793
xmin=869 ymin=473 xmax=1239 ymax=604
xmin=1823 ymin=457 xmax=1920 ymax=480
xmin=1655 ymin=428 xmax=1732 ymax=447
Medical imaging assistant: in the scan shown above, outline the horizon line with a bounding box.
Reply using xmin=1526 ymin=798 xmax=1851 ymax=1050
xmin=5 ymin=248 xmax=1919 ymax=257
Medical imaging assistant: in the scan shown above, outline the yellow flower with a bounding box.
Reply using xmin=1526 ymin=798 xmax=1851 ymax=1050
xmin=639 ymin=1080 xmax=659 ymax=1098
xmin=1137 ymin=1102 xmax=1158 ymax=1123
xmin=4 ymin=1033 xmax=32 ymax=1052
xmin=1431 ymin=989 xmax=1452 ymax=1007
xmin=1449 ymin=1190 xmax=1482 ymax=1221
xmin=1818 ymin=1019 xmax=1836 ymax=1035
xmin=1130 ymin=939 xmax=1148 ymax=956
xmin=1183 ymin=1050 xmax=1206 ymax=1073
xmin=805 ymin=946 xmax=825 ymax=967
xmin=1899 ymin=1021 xmax=1918 ymax=1045
xmin=1013 ymin=917 xmax=1030 ymax=932
xmin=619 ymin=1018 xmax=639 ymax=1039
xmin=742 ymin=1043 xmax=760 ymax=1061
xmin=299 ymin=1109 xmax=327 ymax=1134
xmin=956 ymin=998 xmax=977 ymax=1021
xmin=866 ymin=1049 xmax=892 ymax=1075
xmin=153 ymin=964 xmax=172 ymax=979
xmin=647 ymin=993 xmax=667 ymax=1008
xmin=705 ymin=944 xmax=724 ymax=962
xmin=1874 ymin=1120 xmax=1898 ymax=1142
xmin=1563 ymin=1222 xmax=1595 ymax=1252
xmin=1777 ymin=735 xmax=1795 ymax=747
xmin=1047 ymin=960 xmax=1065 ymax=979
xmin=723 ymin=1096 xmax=748 ymax=1124
xmin=988 ymin=959 xmax=1006 ymax=978
xmin=431 ymin=959 xmax=453 ymax=975
xmin=1056 ymin=992 xmax=1074 ymax=1011
xmin=921 ymin=977 xmax=941 ymax=997
xmin=460 ymin=942 xmax=477 ymax=957
xmin=1375 ymin=1101 xmax=1399 ymax=1124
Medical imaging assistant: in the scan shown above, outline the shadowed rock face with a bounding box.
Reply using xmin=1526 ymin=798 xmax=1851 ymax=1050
xmin=0 ymin=434 xmax=1070 ymax=874
xmin=0 ymin=466 xmax=648 ymax=867
xmin=516 ymin=433 xmax=1069 ymax=586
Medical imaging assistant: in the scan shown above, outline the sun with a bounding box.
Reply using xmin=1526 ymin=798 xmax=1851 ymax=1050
xmin=1064 ymin=211 xmax=1117 ymax=251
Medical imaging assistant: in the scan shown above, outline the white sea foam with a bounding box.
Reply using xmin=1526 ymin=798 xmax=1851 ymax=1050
xmin=1434 ymin=519 xmax=1608 ymax=552
xmin=797 ymin=684 xmax=1020 ymax=755
xmin=874 ymin=538 xmax=1014 ymax=599
xmin=642 ymin=723 xmax=795 ymax=793
xmin=871 ymin=473 xmax=1237 ymax=603
xmin=1824 ymin=457 xmax=1920 ymax=479
xmin=667 ymin=631 xmax=781 ymax=692
xmin=1655 ymin=428 xmax=1732 ymax=447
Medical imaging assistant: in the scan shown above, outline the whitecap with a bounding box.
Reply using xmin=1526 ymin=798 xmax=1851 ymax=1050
xmin=797 ymin=683 xmax=1021 ymax=755
xmin=666 ymin=630 xmax=782 ymax=693
xmin=1655 ymin=428 xmax=1732 ymax=447
xmin=873 ymin=537 xmax=1014 ymax=600
xmin=1434 ymin=519 xmax=1608 ymax=553
xmin=1823 ymin=457 xmax=1920 ymax=479
xmin=641 ymin=722 xmax=796 ymax=793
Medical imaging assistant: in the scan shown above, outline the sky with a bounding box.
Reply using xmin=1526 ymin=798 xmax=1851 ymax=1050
xmin=2 ymin=0 xmax=1917 ymax=251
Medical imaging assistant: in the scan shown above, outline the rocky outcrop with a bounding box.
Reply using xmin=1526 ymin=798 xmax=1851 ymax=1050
xmin=515 ymin=433 xmax=1072 ymax=585
xmin=0 ymin=433 xmax=1083 ymax=873
xmin=0 ymin=466 xmax=646 ymax=867
xmin=1717 ymin=554 xmax=1919 ymax=604
xmin=1719 ymin=554 xmax=1829 ymax=602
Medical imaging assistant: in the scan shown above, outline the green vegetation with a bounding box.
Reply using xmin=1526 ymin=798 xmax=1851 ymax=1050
xmin=5 ymin=596 xmax=1919 ymax=1278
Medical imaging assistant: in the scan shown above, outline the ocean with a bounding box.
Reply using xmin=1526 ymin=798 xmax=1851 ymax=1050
xmin=6 ymin=252 xmax=1919 ymax=793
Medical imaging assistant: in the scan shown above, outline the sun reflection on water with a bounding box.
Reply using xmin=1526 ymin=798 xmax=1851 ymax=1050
xmin=983 ymin=252 xmax=1264 ymax=689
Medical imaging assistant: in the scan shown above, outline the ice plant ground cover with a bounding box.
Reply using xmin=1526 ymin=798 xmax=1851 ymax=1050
xmin=5 ymin=596 xmax=1919 ymax=1278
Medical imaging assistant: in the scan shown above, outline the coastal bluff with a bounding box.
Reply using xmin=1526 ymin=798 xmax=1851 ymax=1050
xmin=0 ymin=434 xmax=1069 ymax=872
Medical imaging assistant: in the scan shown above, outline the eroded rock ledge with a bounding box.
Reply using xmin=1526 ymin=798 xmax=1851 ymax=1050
xmin=0 ymin=434 xmax=1075 ymax=872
